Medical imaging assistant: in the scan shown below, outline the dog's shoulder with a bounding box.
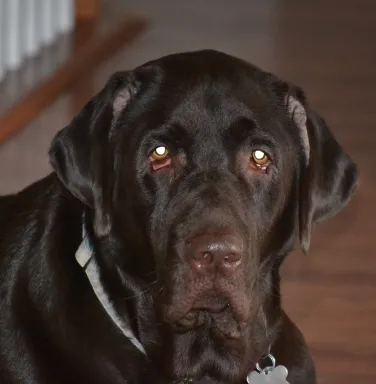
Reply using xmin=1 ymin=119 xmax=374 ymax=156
xmin=0 ymin=194 xmax=14 ymax=218
xmin=0 ymin=174 xmax=67 ymax=257
xmin=1 ymin=173 xmax=58 ymax=212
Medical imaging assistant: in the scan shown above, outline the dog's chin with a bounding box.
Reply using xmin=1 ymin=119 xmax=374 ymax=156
xmin=156 ymin=290 xmax=255 ymax=380
xmin=157 ymin=312 xmax=253 ymax=383
xmin=162 ymin=291 xmax=252 ymax=344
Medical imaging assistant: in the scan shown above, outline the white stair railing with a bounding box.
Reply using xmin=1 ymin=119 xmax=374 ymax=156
xmin=0 ymin=0 xmax=75 ymax=83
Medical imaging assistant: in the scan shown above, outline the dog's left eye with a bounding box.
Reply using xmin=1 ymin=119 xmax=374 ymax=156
xmin=149 ymin=146 xmax=172 ymax=171
xmin=250 ymin=149 xmax=271 ymax=171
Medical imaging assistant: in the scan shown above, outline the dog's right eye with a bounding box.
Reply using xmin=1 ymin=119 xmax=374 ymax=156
xmin=249 ymin=149 xmax=271 ymax=173
xmin=151 ymin=146 xmax=169 ymax=161
xmin=149 ymin=146 xmax=172 ymax=171
xmin=251 ymin=150 xmax=269 ymax=166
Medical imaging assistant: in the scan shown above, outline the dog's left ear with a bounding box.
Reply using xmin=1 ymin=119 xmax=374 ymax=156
xmin=281 ymin=84 xmax=358 ymax=253
xmin=49 ymin=72 xmax=135 ymax=237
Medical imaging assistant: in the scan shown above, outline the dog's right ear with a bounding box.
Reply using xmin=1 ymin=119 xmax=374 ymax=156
xmin=49 ymin=72 xmax=136 ymax=237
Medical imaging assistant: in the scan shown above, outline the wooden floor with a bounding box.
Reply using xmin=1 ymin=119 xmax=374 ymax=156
xmin=0 ymin=1 xmax=375 ymax=383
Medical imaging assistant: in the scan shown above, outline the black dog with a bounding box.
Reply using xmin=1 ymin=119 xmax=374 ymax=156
xmin=0 ymin=50 xmax=357 ymax=384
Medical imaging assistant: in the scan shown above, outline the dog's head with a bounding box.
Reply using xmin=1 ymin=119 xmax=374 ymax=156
xmin=49 ymin=50 xmax=357 ymax=382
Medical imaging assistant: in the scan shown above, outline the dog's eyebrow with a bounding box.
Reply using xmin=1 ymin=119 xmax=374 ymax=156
xmin=227 ymin=116 xmax=260 ymax=140
xmin=145 ymin=123 xmax=191 ymax=146
xmin=227 ymin=118 xmax=278 ymax=152
xmin=248 ymin=136 xmax=277 ymax=152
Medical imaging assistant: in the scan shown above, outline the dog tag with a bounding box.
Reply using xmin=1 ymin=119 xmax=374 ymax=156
xmin=247 ymin=365 xmax=290 ymax=384
xmin=247 ymin=353 xmax=290 ymax=384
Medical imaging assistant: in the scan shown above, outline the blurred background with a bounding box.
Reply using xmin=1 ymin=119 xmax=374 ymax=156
xmin=0 ymin=0 xmax=375 ymax=383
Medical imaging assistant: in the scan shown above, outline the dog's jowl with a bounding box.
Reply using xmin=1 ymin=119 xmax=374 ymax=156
xmin=0 ymin=50 xmax=358 ymax=384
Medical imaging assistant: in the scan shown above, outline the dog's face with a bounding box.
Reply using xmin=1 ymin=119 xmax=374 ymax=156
xmin=50 ymin=51 xmax=357 ymax=382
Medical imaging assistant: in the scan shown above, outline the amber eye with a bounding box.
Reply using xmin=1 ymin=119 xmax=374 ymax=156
xmin=251 ymin=150 xmax=270 ymax=166
xmin=151 ymin=146 xmax=169 ymax=161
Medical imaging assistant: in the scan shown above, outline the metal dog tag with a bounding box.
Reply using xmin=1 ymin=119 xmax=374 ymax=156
xmin=247 ymin=354 xmax=290 ymax=384
xmin=247 ymin=365 xmax=290 ymax=384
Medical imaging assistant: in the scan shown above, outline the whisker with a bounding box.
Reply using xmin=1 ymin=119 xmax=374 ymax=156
xmin=122 ymin=279 xmax=160 ymax=300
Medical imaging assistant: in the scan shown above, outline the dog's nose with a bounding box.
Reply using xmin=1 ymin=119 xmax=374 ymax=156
xmin=187 ymin=234 xmax=243 ymax=276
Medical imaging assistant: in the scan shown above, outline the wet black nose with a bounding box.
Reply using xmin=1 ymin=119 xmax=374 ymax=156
xmin=186 ymin=234 xmax=243 ymax=276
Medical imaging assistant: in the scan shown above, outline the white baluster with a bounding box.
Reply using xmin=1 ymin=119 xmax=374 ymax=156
xmin=24 ymin=0 xmax=40 ymax=57
xmin=0 ymin=0 xmax=5 ymax=81
xmin=57 ymin=0 xmax=75 ymax=34
xmin=3 ymin=0 xmax=22 ymax=71
xmin=40 ymin=0 xmax=56 ymax=45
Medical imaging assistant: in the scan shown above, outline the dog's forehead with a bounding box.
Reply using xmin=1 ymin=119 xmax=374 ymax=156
xmin=155 ymin=51 xmax=270 ymax=98
xmin=137 ymin=51 xmax=281 ymax=135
